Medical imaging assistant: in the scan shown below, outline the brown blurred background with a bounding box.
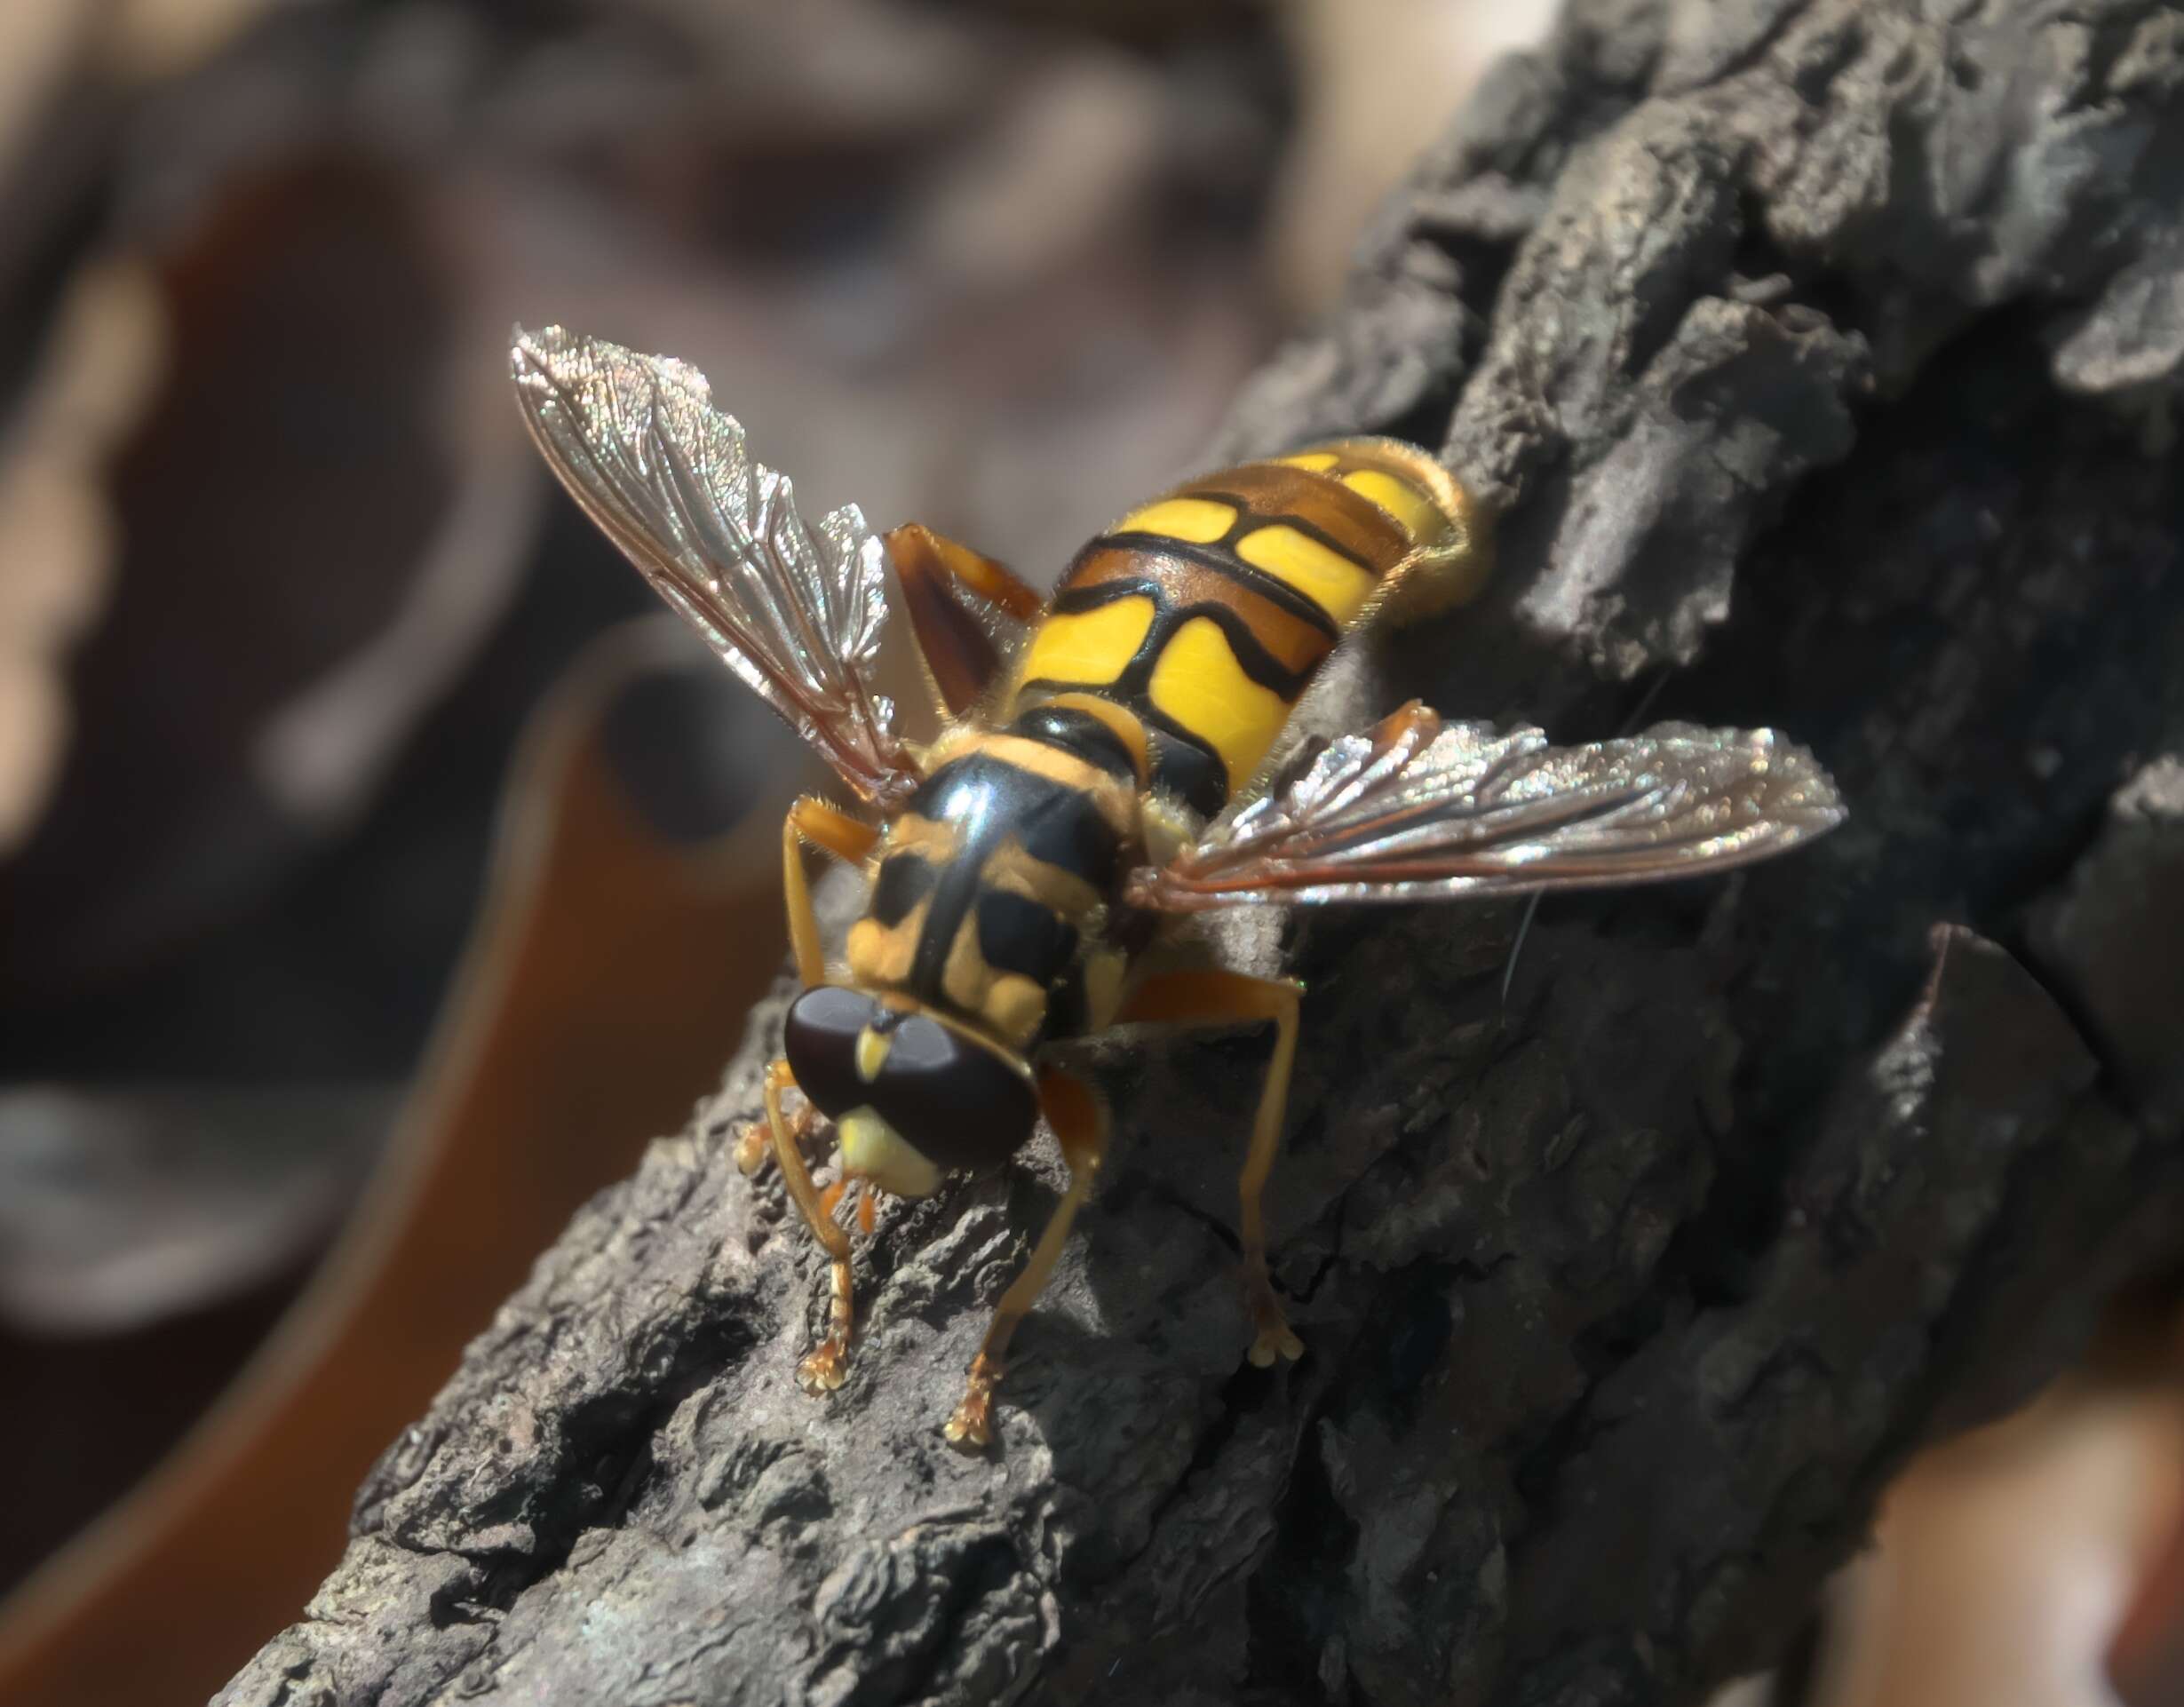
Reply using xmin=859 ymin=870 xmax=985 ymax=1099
xmin=0 ymin=3 xmax=2174 ymax=1706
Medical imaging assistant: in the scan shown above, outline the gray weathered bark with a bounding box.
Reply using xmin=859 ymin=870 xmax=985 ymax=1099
xmin=220 ymin=1 xmax=2184 ymax=1703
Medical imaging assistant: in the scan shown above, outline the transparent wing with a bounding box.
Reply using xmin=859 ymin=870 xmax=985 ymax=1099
xmin=1129 ymin=703 xmax=1846 ymax=912
xmin=511 ymin=324 xmax=916 ymax=806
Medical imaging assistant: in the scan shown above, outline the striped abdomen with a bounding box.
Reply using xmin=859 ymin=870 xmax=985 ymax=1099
xmin=1009 ymin=439 xmax=1482 ymax=817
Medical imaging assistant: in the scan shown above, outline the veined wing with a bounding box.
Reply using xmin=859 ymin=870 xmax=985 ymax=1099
xmin=512 ymin=324 xmax=917 ymax=807
xmin=1129 ymin=703 xmax=1845 ymax=911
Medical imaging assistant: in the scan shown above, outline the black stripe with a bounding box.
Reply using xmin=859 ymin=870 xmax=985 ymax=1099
xmin=901 ymin=752 xmax=1122 ymax=1004
xmin=1138 ymin=711 xmax=1230 ymax=818
xmin=1033 ymin=551 xmax=1318 ymax=817
xmin=1186 ymin=488 xmax=1385 ymax=570
xmin=909 ymin=855 xmax=985 ymax=1002
xmin=1044 ymin=960 xmax=1090 ymax=1043
xmin=1048 ymin=552 xmax=1329 ymax=695
xmin=1006 ymin=703 xmax=1137 ymax=781
xmin=1013 ymin=779 xmax=1124 ymax=886
xmin=1028 ymin=600 xmax=1309 ymax=702
xmin=1100 ymin=531 xmax=1342 ymax=639
xmin=869 ymin=853 xmax=937 ymax=928
xmin=1022 ymin=592 xmax=1308 ymax=810
xmin=976 ymin=889 xmax=1078 ymax=985
xmin=1146 ymin=601 xmax=1314 ymax=700
xmin=1050 ymin=576 xmax=1164 ymax=617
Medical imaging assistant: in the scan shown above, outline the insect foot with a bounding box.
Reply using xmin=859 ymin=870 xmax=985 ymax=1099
xmin=1247 ymin=1281 xmax=1305 ymax=1369
xmin=797 ymin=1341 xmax=848 ymax=1394
xmin=943 ymin=1353 xmax=1003 ymax=1449
xmin=731 ymin=1120 xmax=771 ymax=1177
xmin=796 ymin=1250 xmax=856 ymax=1395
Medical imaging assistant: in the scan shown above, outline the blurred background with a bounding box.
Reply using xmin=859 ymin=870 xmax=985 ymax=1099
xmin=0 ymin=3 xmax=2174 ymax=1706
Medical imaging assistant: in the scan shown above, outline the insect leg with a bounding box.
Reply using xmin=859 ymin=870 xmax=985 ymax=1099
xmin=885 ymin=522 xmax=1043 ymax=718
xmin=782 ymin=796 xmax=879 ymax=988
xmin=944 ymin=1068 xmax=1108 ymax=1449
xmin=761 ymin=1056 xmax=859 ymax=1394
xmin=754 ymin=795 xmax=879 ymax=1385
xmin=735 ymin=1087 xmax=820 ymax=1177
xmin=734 ymin=798 xmax=879 ymax=1174
xmin=886 ymin=523 xmax=1043 ymax=621
xmin=1117 ymin=969 xmax=1306 ymax=1368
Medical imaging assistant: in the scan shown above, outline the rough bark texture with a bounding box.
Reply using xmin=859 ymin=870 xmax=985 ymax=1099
xmin=221 ymin=2 xmax=2184 ymax=1703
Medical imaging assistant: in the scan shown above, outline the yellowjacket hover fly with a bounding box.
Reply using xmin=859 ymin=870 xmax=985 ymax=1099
xmin=512 ymin=325 xmax=1846 ymax=1448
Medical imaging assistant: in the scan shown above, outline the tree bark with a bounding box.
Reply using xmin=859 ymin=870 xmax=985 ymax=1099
xmin=219 ymin=1 xmax=2184 ymax=1703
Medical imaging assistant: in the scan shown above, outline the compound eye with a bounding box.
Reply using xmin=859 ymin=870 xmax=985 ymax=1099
xmin=782 ymin=985 xmax=884 ymax=1119
xmin=781 ymin=989 xmax=1040 ymax=1175
xmin=873 ymin=1012 xmax=1038 ymax=1172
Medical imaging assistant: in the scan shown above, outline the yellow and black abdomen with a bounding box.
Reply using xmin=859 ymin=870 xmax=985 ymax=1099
xmin=1010 ymin=439 xmax=1483 ymax=817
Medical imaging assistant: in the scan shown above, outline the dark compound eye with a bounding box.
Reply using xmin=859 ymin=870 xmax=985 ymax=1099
xmin=871 ymin=1012 xmax=1037 ymax=1171
xmin=781 ymin=986 xmax=1039 ymax=1172
xmin=782 ymin=984 xmax=883 ymax=1120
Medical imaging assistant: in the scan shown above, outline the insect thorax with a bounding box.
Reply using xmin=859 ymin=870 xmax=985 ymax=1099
xmin=844 ymin=709 xmax=1142 ymax=1056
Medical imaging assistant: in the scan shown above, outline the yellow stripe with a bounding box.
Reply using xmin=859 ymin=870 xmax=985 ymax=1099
xmin=1019 ymin=595 xmax=1156 ymax=687
xmin=1146 ymin=616 xmax=1291 ymax=791
xmin=846 ymin=915 xmax=920 ymax=985
xmin=1276 ymin=451 xmax=1338 ymax=472
xmin=941 ymin=917 xmax=1047 ymax=1048
xmin=1114 ymin=496 xmax=1235 ymax=544
xmin=984 ymin=839 xmax=1103 ymax=917
xmin=1342 ymin=468 xmax=1441 ymax=541
xmin=973 ymin=733 xmax=1136 ymax=836
xmin=1042 ymin=691 xmax=1151 ymax=788
xmin=974 ymin=733 xmax=1110 ymax=795
xmin=1234 ymin=524 xmax=1378 ymax=624
xmin=886 ymin=814 xmax=959 ymax=859
xmin=1081 ymin=948 xmax=1126 ymax=1030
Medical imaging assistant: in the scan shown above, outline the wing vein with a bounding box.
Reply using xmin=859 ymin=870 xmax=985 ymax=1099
xmin=511 ymin=324 xmax=913 ymax=806
xmin=1132 ymin=704 xmax=1845 ymax=911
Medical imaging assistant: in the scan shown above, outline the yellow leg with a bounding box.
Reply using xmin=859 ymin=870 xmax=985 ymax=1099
xmin=945 ymin=1069 xmax=1108 ymax=1449
xmin=884 ymin=522 xmax=1044 ymax=719
xmin=781 ymin=794 xmax=879 ymax=988
xmin=760 ymin=1057 xmax=857 ymax=1393
xmin=886 ymin=522 xmax=1044 ymax=620
xmin=743 ymin=805 xmax=880 ymax=1385
xmin=734 ymin=798 xmax=880 ymax=1177
xmin=1117 ymin=968 xmax=1306 ymax=1368
xmin=735 ymin=1089 xmax=816 ymax=1176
